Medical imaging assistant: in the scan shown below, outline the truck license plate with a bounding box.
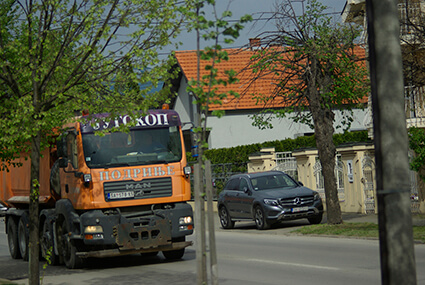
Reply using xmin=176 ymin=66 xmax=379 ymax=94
xmin=108 ymin=191 xmax=135 ymax=199
xmin=292 ymin=206 xmax=308 ymax=213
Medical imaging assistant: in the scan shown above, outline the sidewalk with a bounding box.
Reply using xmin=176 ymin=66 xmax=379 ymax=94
xmin=338 ymin=213 xmax=425 ymax=227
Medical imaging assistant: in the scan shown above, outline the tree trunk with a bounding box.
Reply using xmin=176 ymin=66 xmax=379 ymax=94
xmin=29 ymin=133 xmax=41 ymax=285
xmin=306 ymin=59 xmax=343 ymax=224
xmin=313 ymin=111 xmax=343 ymax=225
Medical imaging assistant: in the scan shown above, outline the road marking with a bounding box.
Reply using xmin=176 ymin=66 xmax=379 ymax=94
xmin=241 ymin=258 xmax=341 ymax=271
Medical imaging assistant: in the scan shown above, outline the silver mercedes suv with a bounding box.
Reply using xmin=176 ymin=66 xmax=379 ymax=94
xmin=217 ymin=171 xmax=323 ymax=230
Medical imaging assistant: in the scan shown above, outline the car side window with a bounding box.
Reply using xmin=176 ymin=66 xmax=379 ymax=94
xmin=239 ymin=178 xmax=249 ymax=192
xmin=225 ymin=178 xmax=239 ymax=190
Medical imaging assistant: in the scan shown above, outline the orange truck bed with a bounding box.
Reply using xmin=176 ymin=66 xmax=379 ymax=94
xmin=0 ymin=148 xmax=55 ymax=209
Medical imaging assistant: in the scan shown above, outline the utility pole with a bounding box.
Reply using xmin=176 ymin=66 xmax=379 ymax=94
xmin=366 ymin=0 xmax=417 ymax=284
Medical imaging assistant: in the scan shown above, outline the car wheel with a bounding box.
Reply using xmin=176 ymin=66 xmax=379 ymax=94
xmin=219 ymin=206 xmax=235 ymax=229
xmin=254 ymin=206 xmax=270 ymax=230
xmin=308 ymin=213 xmax=323 ymax=225
xmin=7 ymin=217 xmax=21 ymax=259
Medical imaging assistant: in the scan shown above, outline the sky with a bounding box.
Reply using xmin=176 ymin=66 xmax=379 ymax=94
xmin=173 ymin=0 xmax=348 ymax=52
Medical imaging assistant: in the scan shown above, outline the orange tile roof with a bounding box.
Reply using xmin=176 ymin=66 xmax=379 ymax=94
xmin=174 ymin=46 xmax=367 ymax=111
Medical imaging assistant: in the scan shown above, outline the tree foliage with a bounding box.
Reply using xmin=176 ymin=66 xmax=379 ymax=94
xmin=409 ymin=127 xmax=425 ymax=177
xmin=0 ymin=0 xmax=193 ymax=282
xmin=184 ymin=2 xmax=251 ymax=283
xmin=186 ymin=0 xmax=252 ymax=152
xmin=246 ymin=0 xmax=370 ymax=224
xmin=0 ymin=0 xmax=191 ymax=167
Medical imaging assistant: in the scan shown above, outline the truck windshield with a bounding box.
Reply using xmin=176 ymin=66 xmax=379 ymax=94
xmin=82 ymin=126 xmax=182 ymax=168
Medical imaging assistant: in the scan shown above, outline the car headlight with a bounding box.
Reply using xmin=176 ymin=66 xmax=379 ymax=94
xmin=313 ymin=192 xmax=321 ymax=201
xmin=264 ymin=199 xmax=279 ymax=206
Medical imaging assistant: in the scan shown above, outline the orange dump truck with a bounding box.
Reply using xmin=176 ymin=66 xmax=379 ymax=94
xmin=0 ymin=109 xmax=194 ymax=268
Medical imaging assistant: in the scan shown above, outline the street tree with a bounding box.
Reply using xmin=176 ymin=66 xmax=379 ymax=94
xmin=0 ymin=0 xmax=193 ymax=283
xmin=185 ymin=1 xmax=251 ymax=283
xmin=247 ymin=0 xmax=369 ymax=224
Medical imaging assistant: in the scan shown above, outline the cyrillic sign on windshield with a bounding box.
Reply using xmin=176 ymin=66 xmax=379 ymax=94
xmin=80 ymin=110 xmax=181 ymax=133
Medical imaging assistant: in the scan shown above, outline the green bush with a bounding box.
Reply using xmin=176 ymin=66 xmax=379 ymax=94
xmin=187 ymin=130 xmax=370 ymax=165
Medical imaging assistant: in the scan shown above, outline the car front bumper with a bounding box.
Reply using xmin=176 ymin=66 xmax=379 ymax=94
xmin=264 ymin=201 xmax=324 ymax=222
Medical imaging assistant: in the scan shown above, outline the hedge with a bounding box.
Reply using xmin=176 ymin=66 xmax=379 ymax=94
xmin=187 ymin=130 xmax=370 ymax=165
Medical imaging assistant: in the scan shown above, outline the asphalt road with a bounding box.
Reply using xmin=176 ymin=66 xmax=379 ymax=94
xmin=1 ymin=215 xmax=425 ymax=285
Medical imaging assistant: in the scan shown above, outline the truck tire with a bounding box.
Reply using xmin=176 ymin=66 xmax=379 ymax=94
xmin=163 ymin=248 xmax=185 ymax=260
xmin=18 ymin=215 xmax=29 ymax=261
xmin=57 ymin=219 xmax=84 ymax=269
xmin=40 ymin=219 xmax=59 ymax=265
xmin=162 ymin=237 xmax=185 ymax=260
xmin=7 ymin=217 xmax=22 ymax=259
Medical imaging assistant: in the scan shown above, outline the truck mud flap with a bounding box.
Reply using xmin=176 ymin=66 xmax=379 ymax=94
xmin=76 ymin=241 xmax=193 ymax=258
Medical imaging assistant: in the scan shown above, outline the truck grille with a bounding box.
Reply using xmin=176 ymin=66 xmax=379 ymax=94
xmin=104 ymin=177 xmax=172 ymax=202
xmin=279 ymin=196 xmax=314 ymax=207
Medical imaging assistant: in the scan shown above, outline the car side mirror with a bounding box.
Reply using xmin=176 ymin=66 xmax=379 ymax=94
xmin=243 ymin=187 xmax=250 ymax=194
xmin=298 ymin=181 xmax=304 ymax=186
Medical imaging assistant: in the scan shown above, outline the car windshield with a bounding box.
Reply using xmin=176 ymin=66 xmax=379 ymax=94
xmin=82 ymin=126 xmax=182 ymax=168
xmin=251 ymin=174 xmax=298 ymax=191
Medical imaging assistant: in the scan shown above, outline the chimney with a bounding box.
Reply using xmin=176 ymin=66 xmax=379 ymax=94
xmin=249 ymin=38 xmax=261 ymax=49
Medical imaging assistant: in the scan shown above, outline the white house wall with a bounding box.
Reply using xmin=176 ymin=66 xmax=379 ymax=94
xmin=173 ymin=77 xmax=368 ymax=149
xmin=206 ymin=109 xmax=368 ymax=149
xmin=174 ymin=77 xmax=194 ymax=126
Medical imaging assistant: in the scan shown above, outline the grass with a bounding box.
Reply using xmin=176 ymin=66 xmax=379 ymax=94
xmin=292 ymin=222 xmax=425 ymax=243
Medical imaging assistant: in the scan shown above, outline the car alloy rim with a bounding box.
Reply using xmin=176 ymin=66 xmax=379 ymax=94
xmin=220 ymin=208 xmax=228 ymax=226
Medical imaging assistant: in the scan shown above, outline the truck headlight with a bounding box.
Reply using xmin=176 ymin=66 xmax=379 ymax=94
xmin=179 ymin=216 xmax=192 ymax=224
xmin=84 ymin=225 xmax=104 ymax=240
xmin=179 ymin=216 xmax=193 ymax=231
xmin=84 ymin=225 xmax=103 ymax=233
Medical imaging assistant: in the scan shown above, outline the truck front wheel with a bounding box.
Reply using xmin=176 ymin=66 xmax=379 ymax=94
xmin=57 ymin=219 xmax=84 ymax=269
xmin=7 ymin=217 xmax=21 ymax=259
xmin=163 ymin=248 xmax=185 ymax=260
xmin=162 ymin=237 xmax=185 ymax=260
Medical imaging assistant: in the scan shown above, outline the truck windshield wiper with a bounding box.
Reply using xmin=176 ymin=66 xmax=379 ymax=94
xmin=104 ymin=162 xmax=132 ymax=168
xmin=139 ymin=160 xmax=169 ymax=165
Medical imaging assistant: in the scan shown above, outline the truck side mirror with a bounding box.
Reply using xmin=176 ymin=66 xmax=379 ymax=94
xmin=58 ymin=158 xmax=68 ymax=168
xmin=57 ymin=136 xmax=67 ymax=158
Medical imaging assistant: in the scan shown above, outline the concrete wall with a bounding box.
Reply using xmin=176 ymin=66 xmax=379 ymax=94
xmin=292 ymin=144 xmax=377 ymax=214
